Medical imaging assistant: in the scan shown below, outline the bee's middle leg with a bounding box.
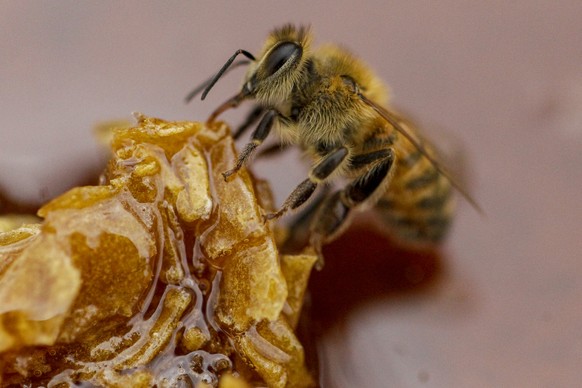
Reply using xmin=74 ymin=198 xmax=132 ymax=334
xmin=264 ymin=147 xmax=349 ymax=221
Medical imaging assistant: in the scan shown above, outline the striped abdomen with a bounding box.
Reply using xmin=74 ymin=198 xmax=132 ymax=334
xmin=376 ymin=133 xmax=455 ymax=244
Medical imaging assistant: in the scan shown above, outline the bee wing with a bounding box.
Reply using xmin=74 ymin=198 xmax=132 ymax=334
xmin=415 ymin=120 xmax=474 ymax=200
xmin=359 ymin=93 xmax=483 ymax=214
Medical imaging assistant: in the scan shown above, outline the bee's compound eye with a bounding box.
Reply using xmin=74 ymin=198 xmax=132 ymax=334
xmin=264 ymin=42 xmax=301 ymax=76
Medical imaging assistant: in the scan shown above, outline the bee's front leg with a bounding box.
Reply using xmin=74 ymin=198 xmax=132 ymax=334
xmin=232 ymin=105 xmax=264 ymax=140
xmin=222 ymin=108 xmax=278 ymax=180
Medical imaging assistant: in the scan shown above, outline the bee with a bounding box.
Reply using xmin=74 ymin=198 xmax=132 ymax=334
xmin=187 ymin=24 xmax=479 ymax=265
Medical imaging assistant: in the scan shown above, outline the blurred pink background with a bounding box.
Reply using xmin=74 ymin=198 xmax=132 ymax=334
xmin=1 ymin=2 xmax=582 ymax=386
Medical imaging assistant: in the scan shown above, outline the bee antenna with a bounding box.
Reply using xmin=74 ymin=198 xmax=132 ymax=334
xmin=359 ymin=92 xmax=484 ymax=215
xmin=184 ymin=53 xmax=254 ymax=104
xmin=185 ymin=58 xmax=253 ymax=104
xmin=185 ymin=49 xmax=255 ymax=104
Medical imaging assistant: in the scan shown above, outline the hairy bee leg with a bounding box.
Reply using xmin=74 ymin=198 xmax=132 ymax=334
xmin=235 ymin=106 xmax=290 ymax=159
xmin=233 ymin=105 xmax=264 ymax=140
xmin=263 ymin=180 xmax=317 ymax=222
xmin=309 ymin=191 xmax=347 ymax=269
xmin=264 ymin=147 xmax=348 ymax=221
xmin=349 ymin=149 xmax=394 ymax=170
xmin=343 ymin=149 xmax=394 ymax=206
xmin=309 ymin=150 xmax=394 ymax=267
xmin=222 ymin=109 xmax=278 ymax=180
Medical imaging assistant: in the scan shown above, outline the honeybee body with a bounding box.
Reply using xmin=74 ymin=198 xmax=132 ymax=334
xmin=192 ymin=25 xmax=461 ymax=261
xmin=277 ymin=44 xmax=453 ymax=243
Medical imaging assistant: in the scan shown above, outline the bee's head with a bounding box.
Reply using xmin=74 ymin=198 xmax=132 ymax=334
xmin=186 ymin=25 xmax=313 ymax=120
xmin=243 ymin=24 xmax=312 ymax=105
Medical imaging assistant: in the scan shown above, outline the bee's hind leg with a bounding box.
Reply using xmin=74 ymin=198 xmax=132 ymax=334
xmin=309 ymin=149 xmax=394 ymax=269
xmin=278 ymin=186 xmax=331 ymax=252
